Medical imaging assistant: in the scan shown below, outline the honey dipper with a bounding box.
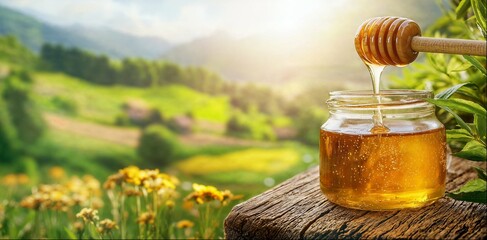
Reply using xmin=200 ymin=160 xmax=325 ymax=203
xmin=355 ymin=16 xmax=487 ymax=66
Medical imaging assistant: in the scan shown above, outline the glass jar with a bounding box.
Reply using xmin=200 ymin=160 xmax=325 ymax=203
xmin=319 ymin=90 xmax=447 ymax=211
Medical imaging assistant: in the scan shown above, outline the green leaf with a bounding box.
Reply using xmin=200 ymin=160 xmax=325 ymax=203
xmin=435 ymin=82 xmax=476 ymax=99
xmin=472 ymin=0 xmax=487 ymax=36
xmin=457 ymin=86 xmax=482 ymax=101
xmin=475 ymin=115 xmax=486 ymax=144
xmin=448 ymin=178 xmax=487 ymax=203
xmin=442 ymin=106 xmax=474 ymax=135
xmin=456 ymin=0 xmax=471 ymax=19
xmin=447 ymin=128 xmax=474 ymax=141
xmin=463 ymin=55 xmax=487 ymax=76
xmin=473 ymin=166 xmax=487 ymax=181
xmin=427 ymin=98 xmax=486 ymax=118
xmin=454 ymin=140 xmax=487 ymax=161
xmin=447 ymin=57 xmax=472 ymax=73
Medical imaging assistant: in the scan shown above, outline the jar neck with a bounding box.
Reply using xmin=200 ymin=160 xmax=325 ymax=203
xmin=327 ymin=90 xmax=435 ymax=119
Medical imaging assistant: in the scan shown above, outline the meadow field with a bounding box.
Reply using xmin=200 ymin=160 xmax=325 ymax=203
xmin=0 ymin=54 xmax=319 ymax=238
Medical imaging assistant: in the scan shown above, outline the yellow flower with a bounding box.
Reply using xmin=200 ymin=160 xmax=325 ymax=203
xmin=185 ymin=183 xmax=224 ymax=204
xmin=221 ymin=190 xmax=243 ymax=206
xmin=144 ymin=169 xmax=159 ymax=179
xmin=158 ymin=173 xmax=180 ymax=185
xmin=123 ymin=187 xmax=142 ymax=197
xmin=137 ymin=211 xmax=155 ymax=225
xmin=1 ymin=174 xmax=30 ymax=186
xmin=49 ymin=167 xmax=65 ymax=180
xmin=103 ymin=173 xmax=124 ymax=189
xmin=165 ymin=200 xmax=175 ymax=209
xmin=1 ymin=174 xmax=17 ymax=186
xmin=119 ymin=166 xmax=143 ymax=185
xmin=65 ymin=176 xmax=83 ymax=192
xmin=182 ymin=200 xmax=194 ymax=211
xmin=97 ymin=219 xmax=118 ymax=234
xmin=76 ymin=208 xmax=99 ymax=223
xmin=49 ymin=190 xmax=73 ymax=212
xmin=176 ymin=220 xmax=194 ymax=229
xmin=0 ymin=204 xmax=4 ymax=217
xmin=65 ymin=176 xmax=102 ymax=208
xmin=91 ymin=197 xmax=104 ymax=209
xmin=17 ymin=174 xmax=30 ymax=185
xmin=83 ymin=175 xmax=101 ymax=192
xmin=21 ymin=185 xmax=73 ymax=211
xmin=71 ymin=192 xmax=88 ymax=206
xmin=20 ymin=195 xmax=38 ymax=210
xmin=29 ymin=184 xmax=73 ymax=211
xmin=143 ymin=176 xmax=176 ymax=193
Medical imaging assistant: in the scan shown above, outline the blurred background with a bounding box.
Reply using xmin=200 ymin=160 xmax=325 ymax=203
xmin=0 ymin=0 xmax=448 ymax=235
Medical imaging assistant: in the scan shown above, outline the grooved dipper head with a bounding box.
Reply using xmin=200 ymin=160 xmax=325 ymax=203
xmin=355 ymin=16 xmax=421 ymax=66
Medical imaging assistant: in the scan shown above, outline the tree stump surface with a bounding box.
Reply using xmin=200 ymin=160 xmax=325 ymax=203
xmin=224 ymin=157 xmax=486 ymax=239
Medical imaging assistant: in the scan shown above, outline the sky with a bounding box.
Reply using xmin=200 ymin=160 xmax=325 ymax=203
xmin=0 ymin=0 xmax=346 ymax=44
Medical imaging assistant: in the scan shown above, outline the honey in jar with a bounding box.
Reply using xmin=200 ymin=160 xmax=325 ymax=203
xmin=319 ymin=90 xmax=447 ymax=210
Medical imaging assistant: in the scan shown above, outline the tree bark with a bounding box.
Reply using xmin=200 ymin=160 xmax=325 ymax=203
xmin=224 ymin=157 xmax=486 ymax=239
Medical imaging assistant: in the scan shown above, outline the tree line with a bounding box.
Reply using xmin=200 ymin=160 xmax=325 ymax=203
xmin=40 ymin=43 xmax=288 ymax=116
xmin=39 ymin=42 xmax=329 ymax=145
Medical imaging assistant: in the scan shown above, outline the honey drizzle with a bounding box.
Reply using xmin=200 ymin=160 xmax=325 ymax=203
xmin=366 ymin=64 xmax=389 ymax=133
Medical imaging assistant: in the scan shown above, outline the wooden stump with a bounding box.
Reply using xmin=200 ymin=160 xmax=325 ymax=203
xmin=224 ymin=157 xmax=486 ymax=239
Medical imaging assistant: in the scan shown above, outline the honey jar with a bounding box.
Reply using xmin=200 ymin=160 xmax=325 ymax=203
xmin=319 ymin=90 xmax=447 ymax=210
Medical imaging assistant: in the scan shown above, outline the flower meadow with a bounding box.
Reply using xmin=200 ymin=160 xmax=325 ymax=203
xmin=0 ymin=166 xmax=242 ymax=239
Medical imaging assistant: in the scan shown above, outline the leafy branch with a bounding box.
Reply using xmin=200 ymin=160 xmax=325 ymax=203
xmin=429 ymin=53 xmax=486 ymax=203
xmin=389 ymin=0 xmax=486 ymax=203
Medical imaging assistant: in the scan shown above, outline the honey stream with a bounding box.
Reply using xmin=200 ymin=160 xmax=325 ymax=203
xmin=366 ymin=64 xmax=389 ymax=133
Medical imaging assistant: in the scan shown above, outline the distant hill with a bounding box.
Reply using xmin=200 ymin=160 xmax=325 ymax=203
xmin=162 ymin=0 xmax=443 ymax=91
xmin=0 ymin=5 xmax=171 ymax=58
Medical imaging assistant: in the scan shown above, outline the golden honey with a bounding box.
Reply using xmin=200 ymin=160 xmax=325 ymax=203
xmin=319 ymin=90 xmax=447 ymax=210
xmin=320 ymin=128 xmax=446 ymax=210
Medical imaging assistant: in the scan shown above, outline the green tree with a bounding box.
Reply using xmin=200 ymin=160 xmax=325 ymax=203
xmin=0 ymin=95 xmax=18 ymax=162
xmin=226 ymin=109 xmax=276 ymax=141
xmin=156 ymin=62 xmax=184 ymax=85
xmin=137 ymin=125 xmax=179 ymax=166
xmin=119 ymin=58 xmax=153 ymax=87
xmin=294 ymin=107 xmax=328 ymax=146
xmin=0 ymin=35 xmax=37 ymax=67
xmin=2 ymin=70 xmax=45 ymax=144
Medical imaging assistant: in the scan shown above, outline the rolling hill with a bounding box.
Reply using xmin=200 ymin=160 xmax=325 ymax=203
xmin=0 ymin=4 xmax=171 ymax=58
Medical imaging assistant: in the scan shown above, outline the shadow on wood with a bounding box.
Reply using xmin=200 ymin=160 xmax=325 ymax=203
xmin=224 ymin=157 xmax=486 ymax=239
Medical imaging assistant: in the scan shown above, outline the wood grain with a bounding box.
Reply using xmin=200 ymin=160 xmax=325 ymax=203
xmin=411 ymin=37 xmax=487 ymax=56
xmin=224 ymin=157 xmax=486 ymax=239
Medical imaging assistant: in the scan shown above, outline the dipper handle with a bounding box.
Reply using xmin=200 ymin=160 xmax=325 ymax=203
xmin=355 ymin=16 xmax=487 ymax=66
xmin=411 ymin=37 xmax=486 ymax=56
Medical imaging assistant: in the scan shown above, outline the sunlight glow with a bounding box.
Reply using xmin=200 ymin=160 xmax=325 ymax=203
xmin=268 ymin=0 xmax=324 ymax=35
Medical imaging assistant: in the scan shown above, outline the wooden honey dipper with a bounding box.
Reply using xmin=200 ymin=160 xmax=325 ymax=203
xmin=355 ymin=16 xmax=487 ymax=66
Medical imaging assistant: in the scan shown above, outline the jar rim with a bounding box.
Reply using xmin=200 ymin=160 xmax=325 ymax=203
xmin=329 ymin=89 xmax=433 ymax=98
xmin=327 ymin=89 xmax=434 ymax=110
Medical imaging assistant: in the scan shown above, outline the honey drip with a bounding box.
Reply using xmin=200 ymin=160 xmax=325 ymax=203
xmin=366 ymin=64 xmax=389 ymax=133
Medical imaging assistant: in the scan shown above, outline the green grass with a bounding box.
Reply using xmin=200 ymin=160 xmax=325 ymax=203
xmin=172 ymin=142 xmax=318 ymax=197
xmin=32 ymin=72 xmax=230 ymax=125
xmin=174 ymin=144 xmax=318 ymax=183
xmin=26 ymin=128 xmax=139 ymax=179
xmin=175 ymin=148 xmax=300 ymax=175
